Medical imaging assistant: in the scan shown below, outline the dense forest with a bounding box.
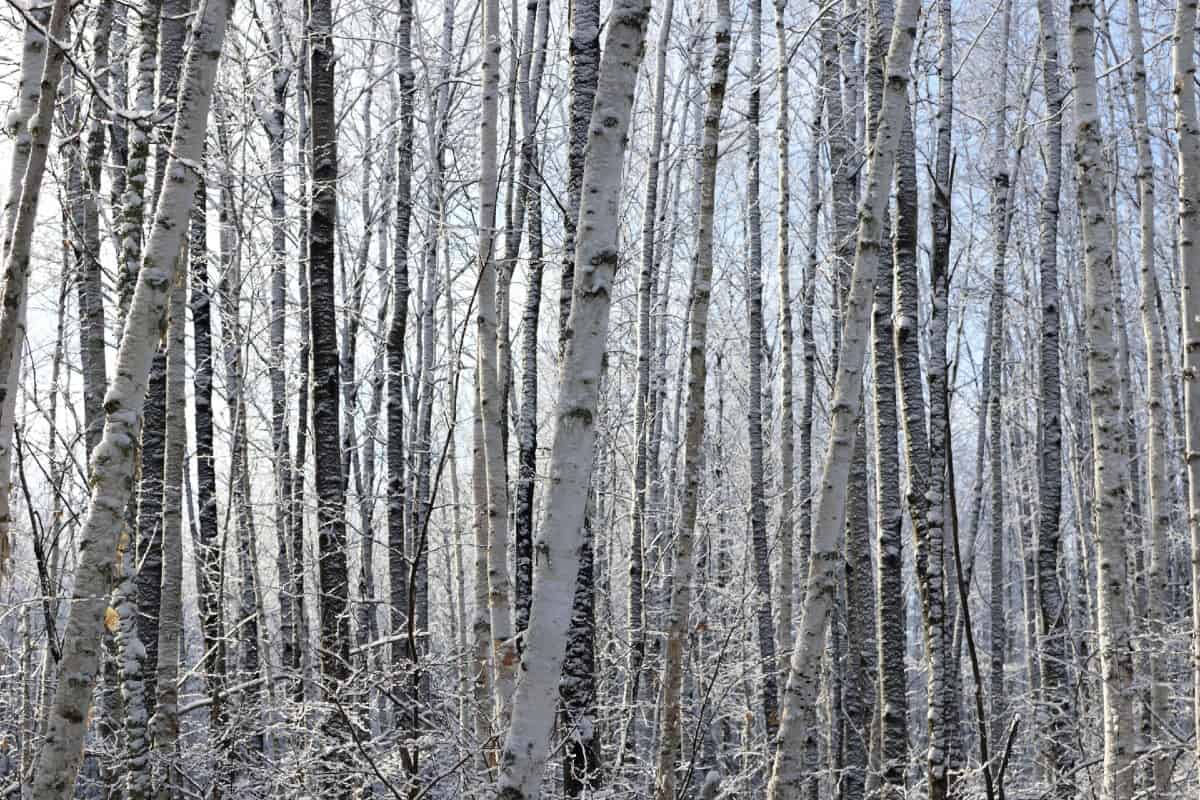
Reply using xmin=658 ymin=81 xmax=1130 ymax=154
xmin=0 ymin=0 xmax=1195 ymax=797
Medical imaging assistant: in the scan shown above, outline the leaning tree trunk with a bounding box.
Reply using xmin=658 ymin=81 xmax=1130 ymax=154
xmin=0 ymin=0 xmax=68 ymax=580
xmin=767 ymin=0 xmax=922 ymax=796
xmin=1069 ymin=2 xmax=1136 ymax=797
xmin=30 ymin=1 xmax=235 ymax=796
xmin=1033 ymin=0 xmax=1072 ymax=793
xmin=653 ymin=3 xmax=732 ymax=797
xmin=1173 ymin=0 xmax=1200 ymax=786
xmin=491 ymin=0 xmax=653 ymax=794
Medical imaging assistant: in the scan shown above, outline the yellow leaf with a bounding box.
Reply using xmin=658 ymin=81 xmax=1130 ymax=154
xmin=104 ymin=606 xmax=119 ymax=634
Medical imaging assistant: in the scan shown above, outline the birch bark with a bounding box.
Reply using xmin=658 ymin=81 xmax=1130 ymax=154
xmin=987 ymin=0 xmax=1012 ymax=750
xmin=150 ymin=272 xmax=185 ymax=798
xmin=31 ymin=1 xmax=235 ymax=795
xmin=258 ymin=0 xmax=296 ymax=681
xmin=773 ymin=0 xmax=795 ymax=683
xmin=0 ymin=0 xmax=68 ymax=580
xmin=1033 ymin=0 xmax=1072 ymax=793
xmin=1124 ymin=1 xmax=1170 ymax=790
xmin=1068 ymin=2 xmax=1136 ymax=795
xmin=1172 ymin=0 xmax=1200 ymax=787
xmin=653 ymin=4 xmax=732 ymax=796
xmin=626 ymin=0 xmax=675 ymax=749
xmin=389 ymin=0 xmax=415 ymax=717
xmin=745 ymin=0 xmax=780 ymax=740
xmin=79 ymin=0 xmax=113 ymax=458
xmin=558 ymin=0 xmax=603 ymax=788
xmin=885 ymin=93 xmax=916 ymax=800
xmin=492 ymin=0 xmax=652 ymax=793
xmin=514 ymin=0 xmax=550 ymax=638
xmin=768 ymin=0 xmax=921 ymax=796
xmin=477 ymin=0 xmax=518 ymax=713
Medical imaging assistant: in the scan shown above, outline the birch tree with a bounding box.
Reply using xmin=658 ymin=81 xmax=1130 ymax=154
xmin=1034 ymin=0 xmax=1072 ymax=792
xmin=768 ymin=0 xmax=921 ymax=796
xmin=653 ymin=2 xmax=732 ymax=795
xmin=492 ymin=0 xmax=653 ymax=793
xmin=773 ymin=0 xmax=794 ymax=683
xmin=1174 ymin=0 xmax=1200 ymax=786
xmin=477 ymin=0 xmax=518 ymax=714
xmin=1069 ymin=2 xmax=1136 ymax=795
xmin=31 ymin=0 xmax=236 ymax=794
xmin=0 ymin=0 xmax=69 ymax=580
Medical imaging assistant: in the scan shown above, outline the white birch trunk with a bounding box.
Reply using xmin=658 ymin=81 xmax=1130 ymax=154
xmin=1124 ymin=1 xmax=1170 ymax=790
xmin=476 ymin=0 xmax=517 ymax=715
xmin=1068 ymin=2 xmax=1136 ymax=796
xmin=767 ymin=0 xmax=921 ymax=795
xmin=0 ymin=0 xmax=68 ymax=580
xmin=773 ymin=0 xmax=795 ymax=686
xmin=652 ymin=3 xmax=731 ymax=796
xmin=1033 ymin=0 xmax=1072 ymax=793
xmin=1172 ymin=0 xmax=1200 ymax=788
xmin=30 ymin=1 xmax=234 ymax=795
xmin=492 ymin=0 xmax=652 ymax=794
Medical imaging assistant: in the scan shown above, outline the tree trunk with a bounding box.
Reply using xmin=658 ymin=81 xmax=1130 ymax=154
xmin=885 ymin=99 xmax=916 ymax=800
xmin=150 ymin=269 xmax=186 ymax=798
xmin=744 ymin=0 xmax=780 ymax=743
xmin=625 ymin=0 xmax=675 ymax=760
xmin=308 ymin=0 xmax=354 ymax=787
xmin=0 ymin=0 xmax=68 ymax=581
xmin=768 ymin=0 xmax=921 ymax=795
xmin=652 ymin=4 xmax=732 ymax=797
xmin=30 ymin=1 xmax=235 ymax=795
xmin=1173 ymin=0 xmax=1200 ymax=788
xmin=1033 ymin=0 xmax=1072 ymax=793
xmin=558 ymin=0 xmax=602 ymax=788
xmin=215 ymin=139 xmax=263 ymax=751
xmin=491 ymin=0 xmax=652 ymax=793
xmin=79 ymin=0 xmax=113 ymax=457
xmin=477 ymin=0 xmax=518 ymax=715
xmin=928 ymin=0 xmax=956 ymax=791
xmin=259 ymin=0 xmax=296 ymax=685
xmin=389 ymin=0 xmax=415 ymax=758
xmin=514 ymin=0 xmax=549 ymax=635
xmin=1069 ymin=3 xmax=1135 ymax=796
xmin=1124 ymin=0 xmax=1170 ymax=790
xmin=773 ymin=0 xmax=794 ymax=689
xmin=189 ymin=168 xmax=227 ymax=760
xmin=987 ymin=0 xmax=1012 ymax=751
